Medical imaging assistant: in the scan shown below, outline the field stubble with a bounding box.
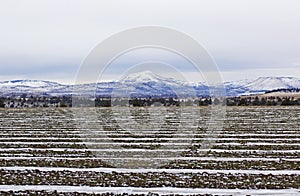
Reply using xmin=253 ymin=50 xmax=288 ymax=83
xmin=0 ymin=106 xmax=299 ymax=195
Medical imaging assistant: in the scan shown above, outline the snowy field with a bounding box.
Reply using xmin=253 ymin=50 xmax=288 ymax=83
xmin=0 ymin=106 xmax=299 ymax=195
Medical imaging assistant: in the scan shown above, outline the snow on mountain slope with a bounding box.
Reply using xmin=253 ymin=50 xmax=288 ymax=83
xmin=114 ymin=71 xmax=198 ymax=97
xmin=244 ymin=77 xmax=300 ymax=91
xmin=70 ymin=71 xmax=206 ymax=98
xmin=121 ymin=71 xmax=164 ymax=83
xmin=223 ymin=76 xmax=300 ymax=96
xmin=0 ymin=80 xmax=62 ymax=88
xmin=0 ymin=80 xmax=67 ymax=96
xmin=120 ymin=71 xmax=189 ymax=86
xmin=224 ymin=79 xmax=251 ymax=88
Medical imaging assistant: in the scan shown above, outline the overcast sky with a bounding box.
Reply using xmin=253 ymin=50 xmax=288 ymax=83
xmin=0 ymin=0 xmax=299 ymax=84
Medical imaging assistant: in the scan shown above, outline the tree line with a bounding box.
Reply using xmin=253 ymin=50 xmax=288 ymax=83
xmin=226 ymin=96 xmax=300 ymax=106
xmin=0 ymin=95 xmax=72 ymax=108
xmin=1 ymin=95 xmax=300 ymax=108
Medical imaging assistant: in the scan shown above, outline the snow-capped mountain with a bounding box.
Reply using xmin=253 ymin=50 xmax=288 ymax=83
xmin=0 ymin=73 xmax=300 ymax=97
xmin=111 ymin=71 xmax=199 ymax=97
xmin=0 ymin=80 xmax=67 ymax=96
xmin=120 ymin=71 xmax=189 ymax=85
xmin=224 ymin=76 xmax=300 ymax=96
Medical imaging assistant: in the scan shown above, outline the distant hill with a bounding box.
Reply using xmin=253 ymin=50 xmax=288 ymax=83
xmin=1 ymin=73 xmax=300 ymax=97
xmin=224 ymin=77 xmax=300 ymax=96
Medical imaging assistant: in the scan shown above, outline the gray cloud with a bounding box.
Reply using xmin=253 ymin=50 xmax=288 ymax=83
xmin=0 ymin=0 xmax=299 ymax=83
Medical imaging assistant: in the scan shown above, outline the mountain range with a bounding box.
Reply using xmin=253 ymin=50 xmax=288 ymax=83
xmin=1 ymin=71 xmax=300 ymax=97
